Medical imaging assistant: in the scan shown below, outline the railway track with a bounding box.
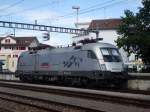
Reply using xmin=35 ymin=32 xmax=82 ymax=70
xmin=0 ymin=79 xmax=149 ymax=95
xmin=0 ymin=80 xmax=149 ymax=112
xmin=0 ymin=94 xmax=59 ymax=112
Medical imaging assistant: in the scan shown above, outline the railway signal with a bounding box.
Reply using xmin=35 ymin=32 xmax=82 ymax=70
xmin=42 ymin=32 xmax=50 ymax=41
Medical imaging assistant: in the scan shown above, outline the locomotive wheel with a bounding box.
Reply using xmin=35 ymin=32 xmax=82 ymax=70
xmin=80 ymin=78 xmax=89 ymax=87
xmin=19 ymin=75 xmax=27 ymax=82
xmin=113 ymin=79 xmax=128 ymax=89
xmin=86 ymin=79 xmax=98 ymax=88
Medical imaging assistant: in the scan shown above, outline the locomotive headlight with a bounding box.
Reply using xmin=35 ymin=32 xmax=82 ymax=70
xmin=101 ymin=64 xmax=107 ymax=71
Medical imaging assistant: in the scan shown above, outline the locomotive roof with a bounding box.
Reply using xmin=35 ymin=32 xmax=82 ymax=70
xmin=21 ymin=42 xmax=117 ymax=55
xmin=82 ymin=42 xmax=116 ymax=49
xmin=44 ymin=42 xmax=116 ymax=53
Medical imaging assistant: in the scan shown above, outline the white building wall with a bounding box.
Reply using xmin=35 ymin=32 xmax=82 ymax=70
xmin=72 ymin=29 xmax=129 ymax=63
xmin=0 ymin=37 xmax=39 ymax=72
xmin=99 ymin=30 xmax=129 ymax=63
xmin=75 ymin=22 xmax=90 ymax=29
xmin=0 ymin=49 xmax=28 ymax=72
xmin=1 ymin=37 xmax=16 ymax=44
xmin=99 ymin=30 xmax=118 ymax=45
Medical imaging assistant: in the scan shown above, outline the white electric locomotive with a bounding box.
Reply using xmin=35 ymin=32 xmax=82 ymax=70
xmin=16 ymin=39 xmax=128 ymax=87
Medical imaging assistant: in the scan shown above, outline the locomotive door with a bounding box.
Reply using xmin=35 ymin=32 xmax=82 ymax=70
xmin=25 ymin=52 xmax=39 ymax=72
xmin=85 ymin=50 xmax=100 ymax=71
xmin=34 ymin=53 xmax=39 ymax=72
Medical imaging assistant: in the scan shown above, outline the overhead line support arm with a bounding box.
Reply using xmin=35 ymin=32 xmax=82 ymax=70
xmin=0 ymin=21 xmax=92 ymax=35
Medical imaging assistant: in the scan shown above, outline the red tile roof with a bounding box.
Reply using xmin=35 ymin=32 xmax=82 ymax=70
xmin=14 ymin=37 xmax=38 ymax=45
xmin=88 ymin=18 xmax=122 ymax=30
xmin=0 ymin=36 xmax=38 ymax=46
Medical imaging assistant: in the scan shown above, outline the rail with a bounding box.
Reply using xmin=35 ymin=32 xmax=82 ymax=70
xmin=0 ymin=81 xmax=149 ymax=112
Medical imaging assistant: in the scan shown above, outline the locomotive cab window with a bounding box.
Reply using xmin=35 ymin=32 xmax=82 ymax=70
xmin=100 ymin=48 xmax=121 ymax=62
xmin=87 ymin=50 xmax=97 ymax=59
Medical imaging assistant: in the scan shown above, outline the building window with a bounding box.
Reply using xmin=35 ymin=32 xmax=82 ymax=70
xmin=12 ymin=61 xmax=14 ymax=67
xmin=16 ymin=46 xmax=19 ymax=50
xmin=87 ymin=50 xmax=97 ymax=59
xmin=12 ymin=47 xmax=14 ymax=50
xmin=20 ymin=47 xmax=25 ymax=50
xmin=13 ymin=55 xmax=18 ymax=58
xmin=16 ymin=46 xmax=26 ymax=50
xmin=5 ymin=39 xmax=10 ymax=43
xmin=5 ymin=46 xmax=12 ymax=49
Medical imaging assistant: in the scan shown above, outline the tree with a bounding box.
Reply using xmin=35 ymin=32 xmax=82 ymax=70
xmin=115 ymin=0 xmax=150 ymax=64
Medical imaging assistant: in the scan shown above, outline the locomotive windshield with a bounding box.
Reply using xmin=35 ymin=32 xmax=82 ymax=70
xmin=100 ymin=48 xmax=121 ymax=62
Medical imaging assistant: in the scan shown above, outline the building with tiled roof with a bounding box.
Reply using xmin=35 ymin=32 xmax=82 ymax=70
xmin=0 ymin=36 xmax=38 ymax=47
xmin=88 ymin=19 xmax=122 ymax=30
xmin=72 ymin=18 xmax=130 ymax=63
xmin=0 ymin=36 xmax=40 ymax=72
xmin=0 ymin=36 xmax=43 ymax=72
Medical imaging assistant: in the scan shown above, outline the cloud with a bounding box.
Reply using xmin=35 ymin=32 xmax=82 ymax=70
xmin=42 ymin=33 xmax=72 ymax=46
xmin=13 ymin=29 xmax=72 ymax=46
xmin=13 ymin=6 xmax=93 ymax=27
xmin=48 ymin=15 xmax=93 ymax=27
xmin=19 ymin=10 xmax=58 ymax=23
xmin=0 ymin=7 xmax=93 ymax=46
xmin=13 ymin=16 xmax=92 ymax=47
xmin=0 ymin=4 xmax=23 ymax=18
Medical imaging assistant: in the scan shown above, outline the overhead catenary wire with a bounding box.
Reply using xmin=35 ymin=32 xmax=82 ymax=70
xmin=0 ymin=0 xmax=127 ymax=25
xmin=0 ymin=0 xmax=62 ymax=18
xmin=0 ymin=0 xmax=63 ymax=37
xmin=0 ymin=0 xmax=123 ymax=20
xmin=0 ymin=0 xmax=25 ymax=12
xmin=36 ymin=0 xmax=121 ymax=22
xmin=80 ymin=0 xmax=116 ymax=12
xmin=79 ymin=0 xmax=125 ymax=15
xmin=0 ymin=32 xmax=12 ymax=36
xmin=48 ymin=0 xmax=116 ymax=20
xmin=48 ymin=0 xmax=125 ymax=21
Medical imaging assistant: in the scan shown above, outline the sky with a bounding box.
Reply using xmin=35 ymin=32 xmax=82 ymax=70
xmin=0 ymin=0 xmax=142 ymax=46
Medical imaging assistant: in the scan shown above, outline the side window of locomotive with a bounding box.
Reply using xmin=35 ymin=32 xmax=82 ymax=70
xmin=111 ymin=49 xmax=119 ymax=56
xmin=101 ymin=49 xmax=109 ymax=55
xmin=111 ymin=49 xmax=121 ymax=62
xmin=87 ymin=50 xmax=97 ymax=59
xmin=100 ymin=48 xmax=121 ymax=62
xmin=101 ymin=48 xmax=111 ymax=62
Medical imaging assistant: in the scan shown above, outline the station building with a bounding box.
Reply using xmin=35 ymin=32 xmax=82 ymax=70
xmin=0 ymin=36 xmax=51 ymax=72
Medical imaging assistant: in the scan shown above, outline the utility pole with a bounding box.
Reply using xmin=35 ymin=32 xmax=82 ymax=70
xmin=13 ymin=28 xmax=15 ymax=37
xmin=104 ymin=7 xmax=107 ymax=19
xmin=72 ymin=6 xmax=80 ymax=28
xmin=35 ymin=20 xmax=38 ymax=25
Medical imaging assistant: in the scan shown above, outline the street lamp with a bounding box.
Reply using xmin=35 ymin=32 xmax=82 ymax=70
xmin=72 ymin=6 xmax=80 ymax=27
